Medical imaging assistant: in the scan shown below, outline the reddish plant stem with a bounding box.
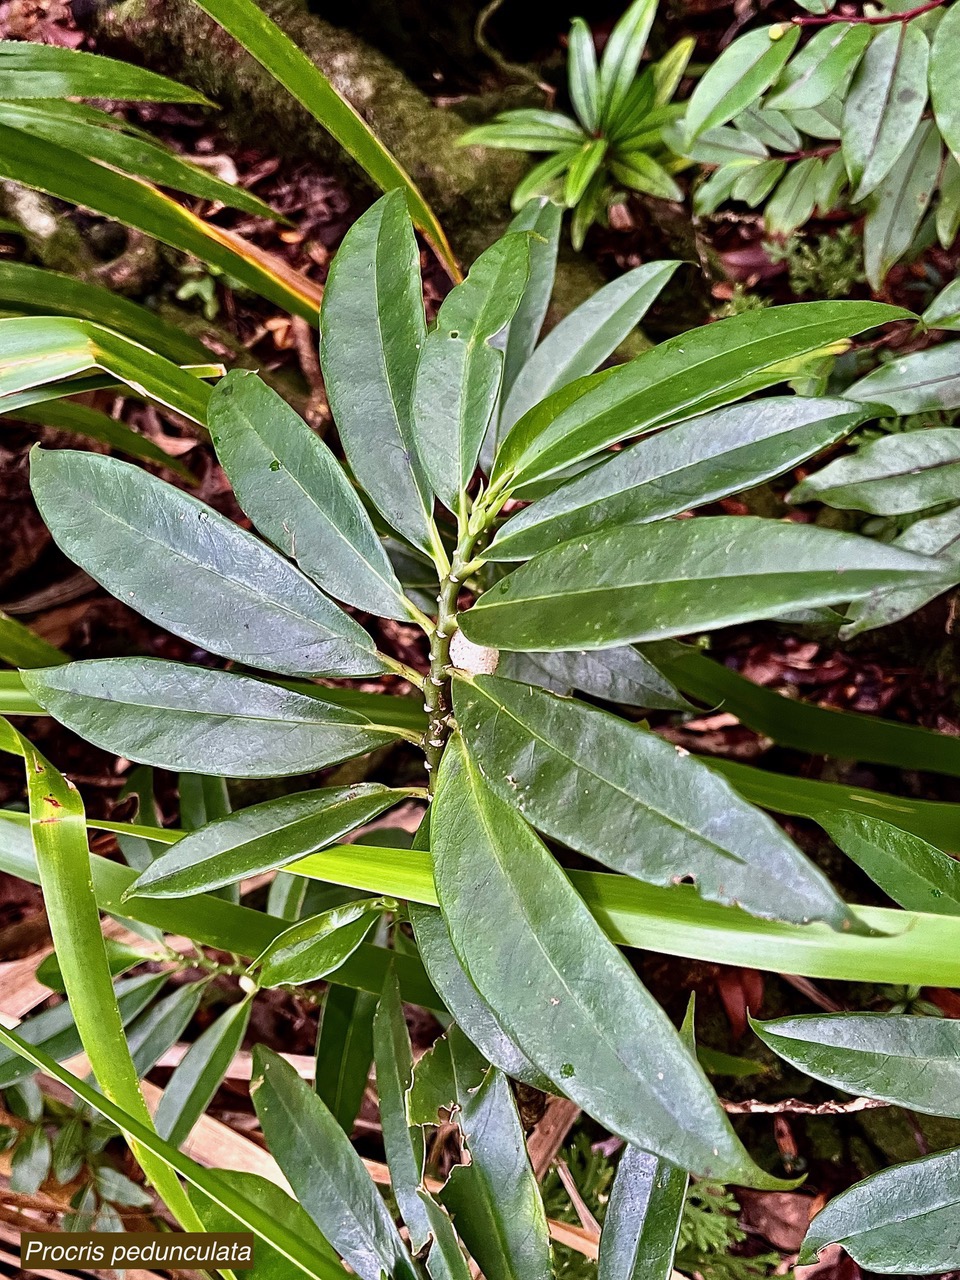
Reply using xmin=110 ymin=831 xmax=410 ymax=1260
xmin=793 ymin=0 xmax=945 ymax=26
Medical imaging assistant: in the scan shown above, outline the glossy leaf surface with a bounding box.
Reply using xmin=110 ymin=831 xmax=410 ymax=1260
xmin=432 ymin=736 xmax=785 ymax=1185
xmin=455 ymin=674 xmax=855 ymax=928
xmin=155 ymin=998 xmax=252 ymax=1147
xmin=254 ymin=897 xmax=391 ymax=987
xmin=210 ymin=370 xmax=413 ymax=621
xmin=133 ymin=784 xmax=406 ymax=896
xmin=24 ymin=660 xmax=397 ymax=778
xmin=464 ymin=517 xmax=943 ymax=650
xmin=818 ymin=811 xmax=960 ymax=916
xmin=792 ymin=426 xmax=960 ymax=514
xmin=683 ymin=25 xmax=800 ymax=142
xmin=30 ymin=448 xmax=384 ymax=677
xmin=598 ymin=1145 xmax=687 ymax=1280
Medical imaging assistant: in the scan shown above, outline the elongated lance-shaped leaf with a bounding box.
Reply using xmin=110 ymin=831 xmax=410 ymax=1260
xmin=497 ymin=645 xmax=690 ymax=710
xmin=155 ymin=997 xmax=252 ymax=1147
xmin=792 ymin=425 xmax=960 ymax=515
xmin=30 ymin=449 xmax=385 ymax=678
xmin=0 ymin=1025 xmax=346 ymax=1280
xmin=0 ymin=261 xmax=208 ymax=364
xmin=817 ymin=811 xmax=960 ymax=916
xmin=133 ymin=784 xmax=410 ymax=897
xmin=0 ymin=124 xmax=323 ymax=321
xmin=0 ymin=40 xmax=211 ymax=101
xmin=315 ymin=981 xmax=378 ymax=1134
xmin=0 ymin=671 xmax=42 ymax=717
xmin=454 ymin=674 xmax=858 ymax=930
xmin=0 ymin=318 xmax=212 ymax=425
xmin=841 ymin=23 xmax=929 ymax=201
xmin=683 ymin=24 xmax=800 ymax=143
xmin=431 ymin=735 xmax=789 ymax=1186
xmin=6 ymin=399 xmax=197 ymax=482
xmin=439 ymin=1060 xmax=553 ymax=1280
xmin=753 ymin=1011 xmax=960 ymax=1117
xmin=251 ymin=1046 xmax=419 ymax=1280
xmin=490 ymin=396 xmax=872 ymax=560
xmin=419 ymin=1191 xmax=472 ymax=1280
xmin=413 ymin=232 xmax=530 ymax=507
xmin=253 ymin=897 xmax=392 ymax=987
xmin=500 ymin=260 xmax=680 ymax=436
xmin=923 ymin=276 xmax=960 ymax=331
xmin=0 ymin=812 xmax=437 ymax=1004
xmin=492 ymin=301 xmax=910 ymax=488
xmin=15 ymin=733 xmax=203 ymax=1232
xmin=845 ymin=341 xmax=960 ymax=416
xmin=373 ymin=967 xmax=431 ymax=1252
xmin=800 ymin=1147 xmax=960 ymax=1274
xmin=463 ymin=517 xmax=946 ymax=652
xmin=210 ymin=371 xmax=415 ymax=622
xmin=597 ymin=0 xmax=658 ymax=126
xmin=126 ymin=982 xmax=205 ymax=1079
xmin=189 ymin=0 xmax=457 ymax=275
xmin=319 ymin=192 xmax=434 ymax=551
xmin=24 ymin=660 xmax=400 ymax=778
xmin=499 ymin=199 xmax=562 ymax=402
xmin=0 ymin=99 xmax=280 ymax=221
xmin=410 ymin=902 xmax=554 ymax=1090
xmin=598 ymin=1145 xmax=687 ymax=1280
xmin=568 ymin=19 xmax=600 ymax=131
xmin=0 ymin=973 xmax=166 ymax=1090
xmin=931 ymin=1 xmax=960 ymax=164
xmin=862 ymin=119 xmax=941 ymax=289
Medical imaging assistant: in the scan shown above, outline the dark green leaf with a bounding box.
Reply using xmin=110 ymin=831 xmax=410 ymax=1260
xmin=413 ymin=233 xmax=530 ymax=505
xmin=732 ymin=158 xmax=787 ymax=206
xmin=496 ymin=645 xmax=690 ymax=710
xmin=210 ymin=370 xmax=414 ymax=621
xmin=791 ymin=425 xmax=960 ymax=514
xmin=500 ymin=261 xmax=679 ymax=435
xmin=190 ymin=1171 xmax=344 ymax=1278
xmin=126 ymin=982 xmax=204 ymax=1077
xmin=818 ymin=811 xmax=960 ymax=916
xmin=597 ymin=0 xmax=657 ymax=126
xmin=454 ymin=674 xmax=856 ymax=929
xmin=373 ymin=967 xmax=430 ymax=1251
xmin=251 ymin=1045 xmax=418 ymax=1280
xmin=490 ymin=396 xmax=870 ymax=559
xmin=439 ymin=1062 xmax=552 ymax=1280
xmin=754 ymin=1011 xmax=960 ymax=1116
xmin=254 ymin=897 xmax=392 ymax=987
xmin=30 ymin=448 xmax=384 ymax=677
xmin=0 ymin=40 xmax=209 ymax=101
xmin=842 ymin=506 xmax=960 ymax=637
xmin=432 ymin=735 xmax=786 ymax=1185
xmin=735 ymin=104 xmax=801 ymax=152
xmin=683 ymin=25 xmax=800 ymax=143
xmin=862 ymin=119 xmax=940 ymax=289
xmin=930 ymin=1 xmax=960 ymax=165
xmin=765 ymin=155 xmax=821 ymax=235
xmin=841 ymin=23 xmax=929 ymax=201
xmin=799 ymin=1147 xmax=960 ymax=1274
xmin=419 ymin=1192 xmax=472 ymax=1280
xmin=155 ymin=998 xmax=252 ymax=1147
xmin=845 ymin=342 xmax=960 ymax=415
xmin=598 ymin=1146 xmax=687 ymax=1280
xmin=493 ymin=301 xmax=909 ymax=488
xmin=924 ymin=277 xmax=960 ymax=331
xmin=315 ymin=981 xmax=378 ymax=1134
xmin=499 ymin=199 xmax=562 ymax=402
xmin=36 ymin=937 xmax=153 ymax=994
xmin=767 ymin=23 xmax=871 ymax=111
xmin=0 ymin=973 xmax=166 ymax=1089
xmin=409 ymin=902 xmax=553 ymax=1090
xmin=24 ymin=660 xmax=398 ymax=778
xmin=463 ymin=517 xmax=944 ymax=650
xmin=319 ymin=192 xmax=433 ymax=551
xmin=568 ymin=18 xmax=600 ymax=132
xmin=133 ymin=784 xmax=407 ymax=897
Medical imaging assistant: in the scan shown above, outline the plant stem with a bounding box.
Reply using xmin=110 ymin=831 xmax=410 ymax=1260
xmin=422 ymin=522 xmax=484 ymax=791
xmin=793 ymin=0 xmax=945 ymax=24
